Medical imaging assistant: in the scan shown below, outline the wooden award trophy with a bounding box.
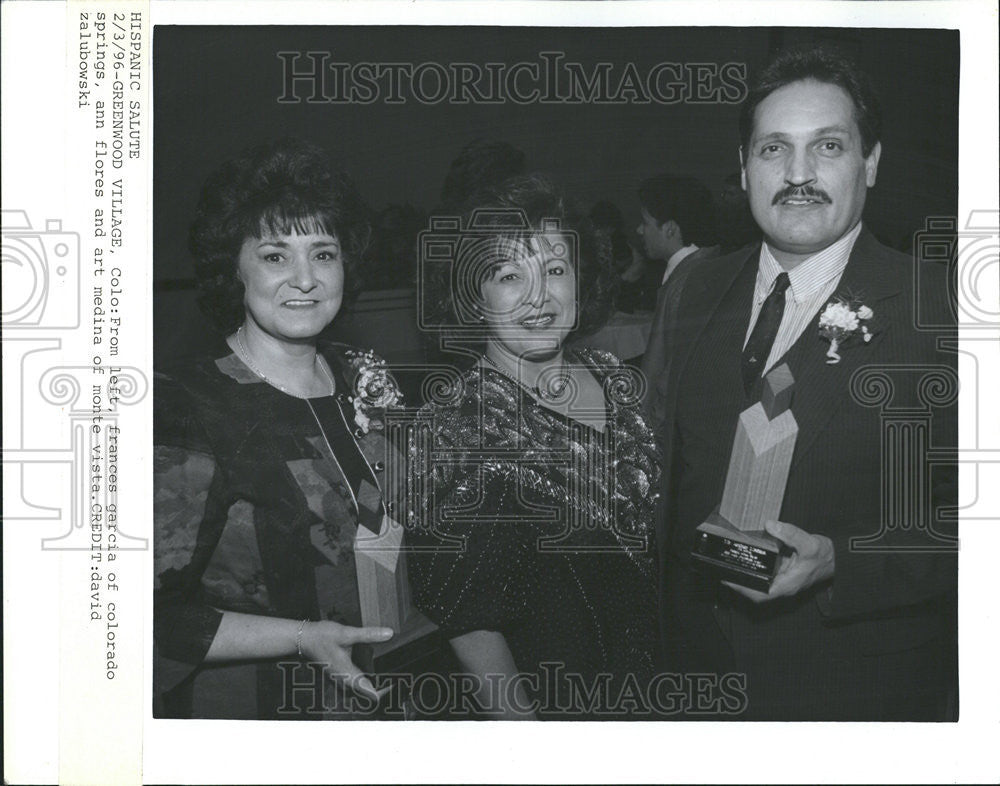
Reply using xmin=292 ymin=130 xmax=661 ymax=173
xmin=352 ymin=479 xmax=439 ymax=676
xmin=691 ymin=364 xmax=798 ymax=591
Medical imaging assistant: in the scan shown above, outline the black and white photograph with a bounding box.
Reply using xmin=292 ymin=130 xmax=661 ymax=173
xmin=153 ymin=23 xmax=960 ymax=722
xmin=3 ymin=1 xmax=999 ymax=783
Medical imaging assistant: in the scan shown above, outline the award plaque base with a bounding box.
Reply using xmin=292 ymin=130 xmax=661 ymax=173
xmin=352 ymin=609 xmax=441 ymax=677
xmin=691 ymin=512 xmax=783 ymax=592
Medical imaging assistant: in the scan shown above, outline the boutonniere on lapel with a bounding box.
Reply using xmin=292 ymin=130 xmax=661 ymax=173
xmin=344 ymin=349 xmax=403 ymax=433
xmin=817 ymin=297 xmax=875 ymax=364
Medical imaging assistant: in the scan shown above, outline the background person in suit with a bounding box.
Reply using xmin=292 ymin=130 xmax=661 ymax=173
xmin=620 ymin=174 xmax=720 ymax=316
xmin=636 ymin=174 xmax=720 ymax=289
xmin=651 ymin=46 xmax=957 ymax=720
xmin=639 ymin=175 xmax=720 ymax=435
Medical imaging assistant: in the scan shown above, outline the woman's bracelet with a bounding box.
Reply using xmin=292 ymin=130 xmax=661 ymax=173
xmin=295 ymin=619 xmax=308 ymax=658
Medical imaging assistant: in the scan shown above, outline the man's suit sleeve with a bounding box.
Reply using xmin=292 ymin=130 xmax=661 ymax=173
xmin=819 ymin=534 xmax=956 ymax=620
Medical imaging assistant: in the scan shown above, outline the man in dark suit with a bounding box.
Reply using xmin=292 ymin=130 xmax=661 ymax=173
xmin=649 ymin=46 xmax=957 ymax=720
xmin=618 ymin=174 xmax=719 ymax=312
xmin=638 ymin=175 xmax=719 ymax=425
xmin=635 ymin=174 xmax=720 ymax=292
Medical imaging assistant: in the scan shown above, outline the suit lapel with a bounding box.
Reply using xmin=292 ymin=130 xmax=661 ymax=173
xmin=670 ymin=246 xmax=758 ymax=386
xmin=657 ymin=247 xmax=758 ymax=546
xmin=648 ymin=244 xmax=727 ymax=392
xmin=779 ymin=229 xmax=903 ymax=468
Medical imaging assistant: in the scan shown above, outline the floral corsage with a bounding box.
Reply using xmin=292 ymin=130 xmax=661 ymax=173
xmin=817 ymin=297 xmax=875 ymax=364
xmin=343 ymin=349 xmax=403 ymax=433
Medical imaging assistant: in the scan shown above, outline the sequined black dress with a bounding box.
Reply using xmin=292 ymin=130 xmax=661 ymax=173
xmin=406 ymin=348 xmax=661 ymax=718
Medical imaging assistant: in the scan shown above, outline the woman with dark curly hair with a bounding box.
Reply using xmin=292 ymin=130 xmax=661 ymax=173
xmin=405 ymin=174 xmax=661 ymax=719
xmin=154 ymin=138 xmax=405 ymax=719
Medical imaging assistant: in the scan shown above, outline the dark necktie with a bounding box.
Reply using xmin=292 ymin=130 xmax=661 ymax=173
xmin=741 ymin=271 xmax=791 ymax=394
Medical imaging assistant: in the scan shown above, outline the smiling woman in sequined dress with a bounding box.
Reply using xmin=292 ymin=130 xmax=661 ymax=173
xmin=153 ymin=139 xmax=400 ymax=719
xmin=406 ymin=174 xmax=661 ymax=719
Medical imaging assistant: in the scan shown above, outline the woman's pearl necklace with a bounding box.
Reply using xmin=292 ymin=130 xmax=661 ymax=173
xmin=235 ymin=326 xmax=335 ymax=398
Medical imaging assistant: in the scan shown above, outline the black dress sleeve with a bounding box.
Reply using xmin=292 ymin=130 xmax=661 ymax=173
xmin=153 ymin=370 xmax=226 ymax=692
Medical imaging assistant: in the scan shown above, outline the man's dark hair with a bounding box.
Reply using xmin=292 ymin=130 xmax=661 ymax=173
xmin=637 ymin=174 xmax=717 ymax=246
xmin=188 ymin=138 xmax=370 ymax=334
xmin=739 ymin=45 xmax=882 ymax=158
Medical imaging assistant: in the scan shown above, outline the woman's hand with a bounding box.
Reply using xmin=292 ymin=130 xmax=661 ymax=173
xmin=205 ymin=612 xmax=393 ymax=700
xmin=299 ymin=621 xmax=394 ymax=699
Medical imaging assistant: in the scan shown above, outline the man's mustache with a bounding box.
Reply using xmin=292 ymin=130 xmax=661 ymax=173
xmin=772 ymin=185 xmax=832 ymax=205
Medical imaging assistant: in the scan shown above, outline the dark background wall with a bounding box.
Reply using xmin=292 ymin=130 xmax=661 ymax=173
xmin=153 ymin=25 xmax=958 ymax=361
